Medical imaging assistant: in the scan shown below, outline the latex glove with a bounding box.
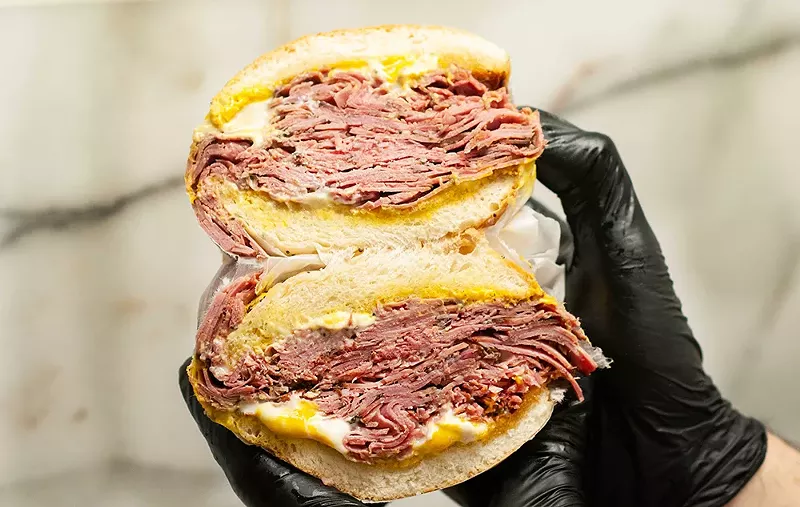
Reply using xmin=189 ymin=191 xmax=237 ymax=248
xmin=179 ymin=358 xmax=375 ymax=507
xmin=179 ymin=109 xmax=767 ymax=507
xmin=542 ymin=110 xmax=767 ymax=506
xmin=445 ymin=380 xmax=593 ymax=507
xmin=448 ymin=110 xmax=767 ymax=507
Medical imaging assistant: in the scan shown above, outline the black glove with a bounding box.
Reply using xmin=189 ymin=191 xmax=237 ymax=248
xmin=179 ymin=358 xmax=374 ymax=507
xmin=443 ymin=380 xmax=592 ymax=507
xmin=447 ymin=110 xmax=767 ymax=507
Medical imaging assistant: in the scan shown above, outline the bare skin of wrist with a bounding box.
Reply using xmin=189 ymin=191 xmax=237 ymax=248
xmin=727 ymin=433 xmax=800 ymax=507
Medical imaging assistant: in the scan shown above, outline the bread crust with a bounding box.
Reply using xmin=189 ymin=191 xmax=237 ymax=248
xmin=189 ymin=358 xmax=554 ymax=503
xmin=207 ymin=25 xmax=510 ymax=127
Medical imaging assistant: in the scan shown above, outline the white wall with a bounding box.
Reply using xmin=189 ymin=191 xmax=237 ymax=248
xmin=1 ymin=0 xmax=798 ymax=504
xmin=0 ymin=0 xmax=283 ymax=486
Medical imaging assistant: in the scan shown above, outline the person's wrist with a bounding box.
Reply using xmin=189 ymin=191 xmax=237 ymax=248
xmin=684 ymin=405 xmax=767 ymax=507
xmin=727 ymin=432 xmax=800 ymax=507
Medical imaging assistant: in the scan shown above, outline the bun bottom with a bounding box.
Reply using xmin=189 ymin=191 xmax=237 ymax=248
xmin=189 ymin=358 xmax=554 ymax=502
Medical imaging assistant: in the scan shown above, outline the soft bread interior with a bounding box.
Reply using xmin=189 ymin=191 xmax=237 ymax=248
xmin=200 ymin=162 xmax=535 ymax=256
xmin=220 ymin=233 xmax=546 ymax=361
xmin=204 ymin=25 xmax=510 ymax=129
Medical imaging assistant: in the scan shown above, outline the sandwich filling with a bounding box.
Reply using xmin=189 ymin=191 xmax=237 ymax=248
xmin=187 ymin=66 xmax=545 ymax=257
xmin=194 ymin=272 xmax=597 ymax=463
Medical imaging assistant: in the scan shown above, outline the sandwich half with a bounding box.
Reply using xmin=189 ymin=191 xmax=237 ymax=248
xmin=185 ymin=25 xmax=601 ymax=502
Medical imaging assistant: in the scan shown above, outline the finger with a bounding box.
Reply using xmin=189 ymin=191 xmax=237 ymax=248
xmin=525 ymin=109 xmax=638 ymax=232
xmin=526 ymin=108 xmax=687 ymax=363
xmin=534 ymin=110 xmax=622 ymax=198
xmin=489 ymin=400 xmax=589 ymax=507
xmin=179 ymin=359 xmax=371 ymax=507
xmin=446 ymin=453 xmax=584 ymax=507
xmin=447 ymin=394 xmax=590 ymax=507
xmin=443 ymin=468 xmax=500 ymax=507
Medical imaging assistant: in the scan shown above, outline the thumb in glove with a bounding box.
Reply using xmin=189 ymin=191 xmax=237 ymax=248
xmin=179 ymin=358 xmax=377 ymax=507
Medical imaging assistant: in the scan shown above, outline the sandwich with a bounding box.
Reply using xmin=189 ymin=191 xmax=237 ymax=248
xmin=184 ymin=25 xmax=603 ymax=502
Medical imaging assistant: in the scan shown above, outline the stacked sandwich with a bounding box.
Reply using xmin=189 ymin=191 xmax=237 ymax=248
xmin=185 ymin=25 xmax=599 ymax=502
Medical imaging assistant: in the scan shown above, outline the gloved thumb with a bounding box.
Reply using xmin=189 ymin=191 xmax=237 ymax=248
xmin=445 ymin=390 xmax=590 ymax=507
xmin=488 ymin=397 xmax=589 ymax=507
xmin=179 ymin=358 xmax=372 ymax=507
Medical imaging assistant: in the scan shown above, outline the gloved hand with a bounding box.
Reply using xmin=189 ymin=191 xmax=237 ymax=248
xmin=180 ymin=358 xmax=373 ymax=507
xmin=442 ymin=379 xmax=593 ymax=507
xmin=445 ymin=110 xmax=768 ymax=507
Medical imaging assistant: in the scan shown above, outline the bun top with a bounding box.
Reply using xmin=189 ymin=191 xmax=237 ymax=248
xmin=206 ymin=25 xmax=511 ymax=128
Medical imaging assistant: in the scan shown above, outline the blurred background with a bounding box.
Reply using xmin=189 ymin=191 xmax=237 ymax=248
xmin=1 ymin=0 xmax=798 ymax=505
